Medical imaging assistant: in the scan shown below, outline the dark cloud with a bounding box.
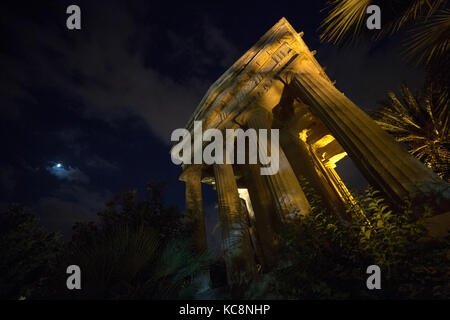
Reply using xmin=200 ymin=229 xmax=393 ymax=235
xmin=58 ymin=128 xmax=85 ymax=144
xmin=1 ymin=2 xmax=238 ymax=143
xmin=85 ymin=155 xmax=118 ymax=171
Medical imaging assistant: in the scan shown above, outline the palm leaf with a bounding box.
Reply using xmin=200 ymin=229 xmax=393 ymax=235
xmin=319 ymin=0 xmax=371 ymax=45
xmin=319 ymin=0 xmax=449 ymax=70
xmin=383 ymin=0 xmax=447 ymax=34
xmin=372 ymin=82 xmax=449 ymax=182
xmin=403 ymin=9 xmax=450 ymax=65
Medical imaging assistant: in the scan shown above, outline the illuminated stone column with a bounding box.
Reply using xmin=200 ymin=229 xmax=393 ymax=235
xmin=279 ymin=125 xmax=347 ymax=218
xmin=242 ymin=163 xmax=282 ymax=271
xmin=243 ymin=106 xmax=311 ymax=220
xmin=213 ymin=163 xmax=256 ymax=285
xmin=180 ymin=165 xmax=210 ymax=294
xmin=180 ymin=165 xmax=207 ymax=255
xmin=285 ymin=58 xmax=450 ymax=212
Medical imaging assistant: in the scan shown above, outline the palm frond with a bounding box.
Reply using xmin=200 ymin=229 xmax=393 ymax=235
xmin=319 ymin=0 xmax=448 ymax=52
xmin=403 ymin=9 xmax=450 ymax=65
xmin=319 ymin=0 xmax=371 ymax=45
xmin=384 ymin=0 xmax=447 ymax=34
xmin=67 ymin=225 xmax=210 ymax=299
xmin=372 ymin=82 xmax=450 ymax=182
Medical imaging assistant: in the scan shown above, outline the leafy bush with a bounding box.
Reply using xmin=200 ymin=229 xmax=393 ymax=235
xmin=44 ymin=182 xmax=210 ymax=299
xmin=0 ymin=204 xmax=62 ymax=299
xmin=240 ymin=178 xmax=449 ymax=299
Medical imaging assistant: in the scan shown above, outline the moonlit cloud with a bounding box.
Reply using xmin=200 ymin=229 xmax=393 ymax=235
xmin=46 ymin=163 xmax=90 ymax=184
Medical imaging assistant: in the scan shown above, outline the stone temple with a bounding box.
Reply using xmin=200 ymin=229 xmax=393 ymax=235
xmin=171 ymin=18 xmax=450 ymax=286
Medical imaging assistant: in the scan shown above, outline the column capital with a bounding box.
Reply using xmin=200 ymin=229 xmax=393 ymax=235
xmin=278 ymin=53 xmax=321 ymax=85
xmin=179 ymin=164 xmax=205 ymax=182
xmin=235 ymin=105 xmax=273 ymax=129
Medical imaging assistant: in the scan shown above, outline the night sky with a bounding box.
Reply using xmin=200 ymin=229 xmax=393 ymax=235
xmin=0 ymin=0 xmax=424 ymax=244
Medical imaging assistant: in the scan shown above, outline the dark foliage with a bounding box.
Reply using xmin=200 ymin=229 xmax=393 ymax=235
xmin=239 ymin=178 xmax=449 ymax=299
xmin=41 ymin=182 xmax=210 ymax=299
xmin=0 ymin=204 xmax=62 ymax=299
xmin=26 ymin=181 xmax=209 ymax=299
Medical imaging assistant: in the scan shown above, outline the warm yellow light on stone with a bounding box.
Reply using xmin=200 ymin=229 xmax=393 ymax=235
xmin=299 ymin=129 xmax=309 ymax=142
xmin=313 ymin=134 xmax=334 ymax=148
xmin=174 ymin=17 xmax=450 ymax=285
xmin=327 ymin=152 xmax=347 ymax=164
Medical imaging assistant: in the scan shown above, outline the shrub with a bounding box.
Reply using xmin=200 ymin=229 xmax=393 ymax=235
xmin=44 ymin=182 xmax=210 ymax=299
xmin=0 ymin=204 xmax=62 ymax=299
xmin=240 ymin=178 xmax=449 ymax=299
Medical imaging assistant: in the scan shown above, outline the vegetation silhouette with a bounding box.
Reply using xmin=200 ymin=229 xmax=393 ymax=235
xmin=233 ymin=177 xmax=449 ymax=299
xmin=371 ymin=82 xmax=449 ymax=182
xmin=0 ymin=204 xmax=62 ymax=299
xmin=50 ymin=182 xmax=210 ymax=299
xmin=319 ymin=0 xmax=449 ymax=87
xmin=0 ymin=182 xmax=210 ymax=300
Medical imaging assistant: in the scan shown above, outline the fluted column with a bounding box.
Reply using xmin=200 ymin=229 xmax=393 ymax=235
xmin=213 ymin=163 xmax=256 ymax=285
xmin=284 ymin=57 xmax=450 ymax=212
xmin=242 ymin=163 xmax=282 ymax=270
xmin=279 ymin=126 xmax=348 ymax=218
xmin=180 ymin=165 xmax=207 ymax=255
xmin=244 ymin=106 xmax=311 ymax=220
